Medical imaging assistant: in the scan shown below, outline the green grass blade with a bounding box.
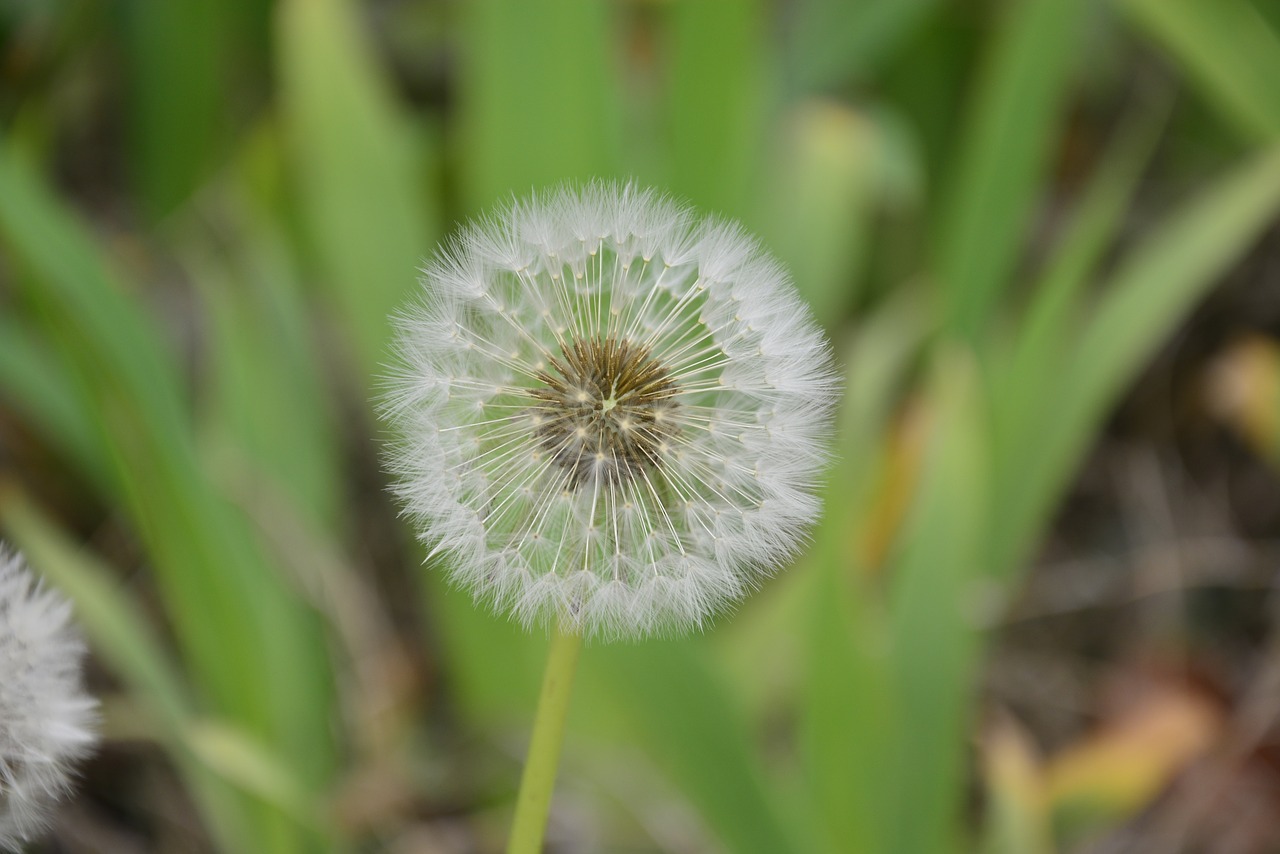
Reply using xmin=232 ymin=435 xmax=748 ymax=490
xmin=788 ymin=0 xmax=941 ymax=91
xmin=987 ymin=99 xmax=1168 ymax=578
xmin=885 ymin=349 xmax=988 ymax=854
xmin=421 ymin=573 xmax=546 ymax=723
xmin=1073 ymin=144 xmax=1280 ymax=449
xmin=994 ymin=143 xmax=1280 ymax=585
xmin=662 ymin=0 xmax=768 ymax=217
xmin=934 ymin=0 xmax=1086 ymax=340
xmin=800 ymin=299 xmax=929 ymax=854
xmin=768 ymin=103 xmax=908 ymax=325
xmin=183 ymin=721 xmax=332 ymax=834
xmin=1121 ymin=0 xmax=1280 ymax=142
xmin=993 ymin=101 xmax=1168 ymax=422
xmin=7 ymin=492 xmax=340 ymax=846
xmin=455 ymin=0 xmax=622 ymax=211
xmin=0 ymin=148 xmax=341 ymax=851
xmin=803 ymin=572 xmax=894 ymax=854
xmin=0 ymin=489 xmax=251 ymax=854
xmin=116 ymin=0 xmax=230 ymax=217
xmin=0 ymin=145 xmax=258 ymax=729
xmin=1 ymin=490 xmax=197 ymax=743
xmin=278 ymin=0 xmax=437 ymax=379
xmin=0 ymin=318 xmax=107 ymax=489
xmin=590 ymin=640 xmax=803 ymax=854
xmin=183 ymin=178 xmax=343 ymax=528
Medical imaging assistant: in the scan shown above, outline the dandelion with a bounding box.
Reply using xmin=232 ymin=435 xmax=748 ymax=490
xmin=384 ymin=183 xmax=835 ymax=854
xmin=0 ymin=547 xmax=97 ymax=851
xmin=383 ymin=183 xmax=836 ymax=640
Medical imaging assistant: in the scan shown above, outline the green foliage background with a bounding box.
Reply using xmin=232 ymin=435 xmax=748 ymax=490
xmin=2 ymin=0 xmax=1279 ymax=851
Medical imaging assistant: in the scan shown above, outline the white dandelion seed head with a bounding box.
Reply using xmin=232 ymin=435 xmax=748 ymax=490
xmin=383 ymin=183 xmax=837 ymax=640
xmin=0 ymin=547 xmax=97 ymax=850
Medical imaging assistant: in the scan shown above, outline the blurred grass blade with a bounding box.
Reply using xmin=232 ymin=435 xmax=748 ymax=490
xmin=662 ymin=0 xmax=767 ymax=217
xmin=935 ymin=0 xmax=1086 ymax=340
xmin=184 ymin=173 xmax=343 ymax=528
xmin=6 ymin=492 xmax=336 ymax=843
xmin=987 ymin=98 xmax=1168 ymax=577
xmin=1 ymin=492 xmax=195 ymax=725
xmin=1121 ymin=0 xmax=1280 ymax=142
xmin=804 ymin=573 xmax=894 ymax=854
xmin=591 ymin=641 xmax=803 ymax=854
xmin=185 ymin=721 xmax=332 ymax=833
xmin=0 ymin=153 xmax=228 ymax=696
xmin=994 ymin=143 xmax=1280 ymax=582
xmin=768 ymin=102 xmax=911 ymax=325
xmin=199 ymin=259 xmax=340 ymax=523
xmin=1073 ymin=144 xmax=1280 ymax=447
xmin=0 ymin=146 xmax=340 ymax=851
xmin=418 ymin=568 xmax=547 ymax=724
xmin=117 ymin=0 xmax=229 ymax=217
xmin=278 ymin=0 xmax=437 ymax=379
xmin=0 ymin=318 xmax=108 ymax=490
xmin=885 ymin=349 xmax=988 ymax=854
xmin=0 ymin=143 xmax=295 ymax=738
xmin=994 ymin=98 xmax=1168 ymax=422
xmin=456 ymin=0 xmax=622 ymax=211
xmin=788 ymin=0 xmax=940 ymax=91
xmin=0 ymin=489 xmax=251 ymax=854
xmin=801 ymin=298 xmax=928 ymax=854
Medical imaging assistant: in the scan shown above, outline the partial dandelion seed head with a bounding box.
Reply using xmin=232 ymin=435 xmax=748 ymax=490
xmin=0 ymin=547 xmax=97 ymax=850
xmin=382 ymin=183 xmax=837 ymax=639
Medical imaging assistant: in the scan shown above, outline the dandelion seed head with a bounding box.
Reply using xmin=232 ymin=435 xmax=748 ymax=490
xmin=383 ymin=183 xmax=837 ymax=639
xmin=0 ymin=547 xmax=97 ymax=850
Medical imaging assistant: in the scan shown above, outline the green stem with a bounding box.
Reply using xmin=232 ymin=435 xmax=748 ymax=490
xmin=507 ymin=624 xmax=583 ymax=854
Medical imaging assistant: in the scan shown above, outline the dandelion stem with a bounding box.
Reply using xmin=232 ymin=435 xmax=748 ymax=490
xmin=507 ymin=623 xmax=582 ymax=854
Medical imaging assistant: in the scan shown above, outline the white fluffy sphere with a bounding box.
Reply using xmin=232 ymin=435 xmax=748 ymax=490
xmin=383 ymin=184 xmax=836 ymax=639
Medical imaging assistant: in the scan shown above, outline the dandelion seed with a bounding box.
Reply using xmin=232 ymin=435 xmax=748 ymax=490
xmin=0 ymin=547 xmax=97 ymax=850
xmin=383 ymin=183 xmax=837 ymax=639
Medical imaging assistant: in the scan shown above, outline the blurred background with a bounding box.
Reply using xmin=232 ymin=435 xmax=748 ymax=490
xmin=2 ymin=0 xmax=1280 ymax=852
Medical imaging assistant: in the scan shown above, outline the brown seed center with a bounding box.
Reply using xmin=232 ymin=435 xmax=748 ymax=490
xmin=530 ymin=336 xmax=680 ymax=488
